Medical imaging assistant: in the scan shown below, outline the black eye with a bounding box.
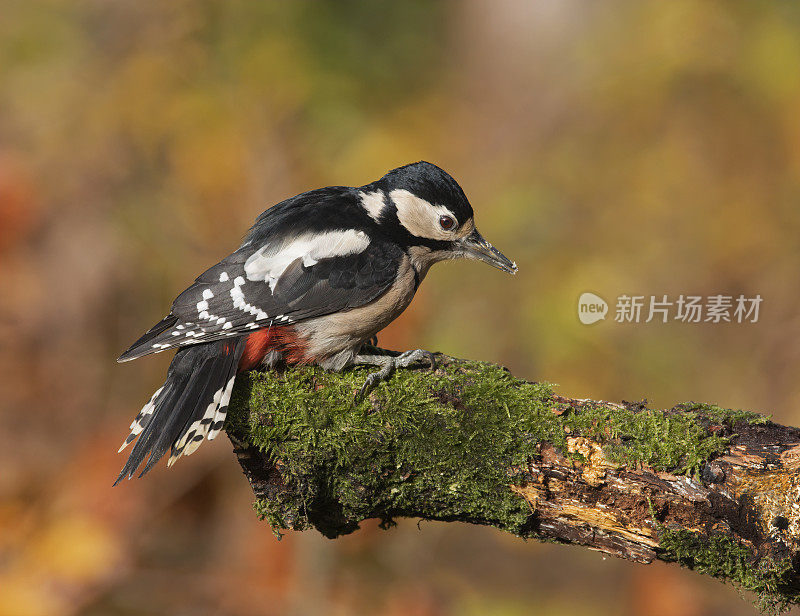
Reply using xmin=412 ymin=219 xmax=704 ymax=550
xmin=439 ymin=215 xmax=456 ymax=230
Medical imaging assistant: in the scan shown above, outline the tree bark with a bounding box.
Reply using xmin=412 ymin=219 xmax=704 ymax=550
xmin=225 ymin=354 xmax=800 ymax=614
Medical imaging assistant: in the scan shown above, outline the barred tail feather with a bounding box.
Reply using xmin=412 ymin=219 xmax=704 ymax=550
xmin=168 ymin=357 xmax=240 ymax=464
xmin=114 ymin=337 xmax=245 ymax=484
xmin=118 ymin=386 xmax=165 ymax=452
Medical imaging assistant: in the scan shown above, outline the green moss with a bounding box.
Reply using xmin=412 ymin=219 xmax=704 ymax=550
xmin=229 ymin=359 xmax=554 ymax=536
xmin=674 ymin=401 xmax=770 ymax=426
xmin=562 ymin=400 xmax=732 ymax=475
xmin=658 ymin=527 xmax=799 ymax=615
xmin=227 ymin=357 xmax=767 ymax=538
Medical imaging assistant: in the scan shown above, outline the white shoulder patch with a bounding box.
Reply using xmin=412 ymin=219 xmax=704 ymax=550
xmin=244 ymin=229 xmax=371 ymax=291
xmin=359 ymin=190 xmax=385 ymax=222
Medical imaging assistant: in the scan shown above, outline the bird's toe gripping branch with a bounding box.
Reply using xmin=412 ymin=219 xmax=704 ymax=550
xmin=353 ymin=348 xmax=437 ymax=400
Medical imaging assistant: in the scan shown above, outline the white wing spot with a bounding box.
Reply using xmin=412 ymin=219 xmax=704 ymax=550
xmin=202 ymin=289 xmax=214 ymax=300
xmin=219 ymin=272 xmax=229 ymax=282
xmin=230 ymin=275 xmax=269 ymax=320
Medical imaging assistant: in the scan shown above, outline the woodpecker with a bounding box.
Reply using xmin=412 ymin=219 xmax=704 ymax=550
xmin=115 ymin=161 xmax=516 ymax=483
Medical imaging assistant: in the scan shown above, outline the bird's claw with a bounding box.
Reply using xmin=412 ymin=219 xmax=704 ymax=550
xmin=354 ymin=349 xmax=436 ymax=401
xmin=396 ymin=348 xmax=436 ymax=371
xmin=357 ymin=370 xmax=388 ymax=400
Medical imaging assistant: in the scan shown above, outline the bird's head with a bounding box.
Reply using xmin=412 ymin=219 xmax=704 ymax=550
xmin=361 ymin=161 xmax=517 ymax=275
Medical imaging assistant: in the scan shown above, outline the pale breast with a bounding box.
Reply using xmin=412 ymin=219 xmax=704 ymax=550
xmin=294 ymin=254 xmax=418 ymax=361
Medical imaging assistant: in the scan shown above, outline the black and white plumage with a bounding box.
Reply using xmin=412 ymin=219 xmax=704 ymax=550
xmin=116 ymin=161 xmax=517 ymax=483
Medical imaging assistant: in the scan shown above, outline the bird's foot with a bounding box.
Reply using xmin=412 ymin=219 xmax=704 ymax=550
xmin=353 ymin=349 xmax=436 ymax=400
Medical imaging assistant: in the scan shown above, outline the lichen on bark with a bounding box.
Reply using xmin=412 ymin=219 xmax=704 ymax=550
xmin=226 ymin=354 xmax=800 ymax=614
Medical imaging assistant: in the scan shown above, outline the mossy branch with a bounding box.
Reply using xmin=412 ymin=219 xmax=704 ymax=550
xmin=226 ymin=354 xmax=800 ymax=614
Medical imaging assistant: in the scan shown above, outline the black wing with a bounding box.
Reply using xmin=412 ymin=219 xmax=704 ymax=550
xmin=118 ymin=238 xmax=402 ymax=361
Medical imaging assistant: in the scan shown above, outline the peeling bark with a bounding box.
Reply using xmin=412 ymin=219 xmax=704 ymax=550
xmin=226 ymin=354 xmax=800 ymax=613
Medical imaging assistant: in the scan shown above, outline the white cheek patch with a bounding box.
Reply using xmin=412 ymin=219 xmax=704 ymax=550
xmin=390 ymin=189 xmax=458 ymax=241
xmin=359 ymin=189 xmax=386 ymax=222
xmin=244 ymin=230 xmax=371 ymax=292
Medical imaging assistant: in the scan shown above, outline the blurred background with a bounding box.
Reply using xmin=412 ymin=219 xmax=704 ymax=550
xmin=2 ymin=1 xmax=800 ymax=614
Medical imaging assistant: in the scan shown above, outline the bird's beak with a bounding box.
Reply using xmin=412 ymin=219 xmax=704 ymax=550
xmin=458 ymin=229 xmax=518 ymax=274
